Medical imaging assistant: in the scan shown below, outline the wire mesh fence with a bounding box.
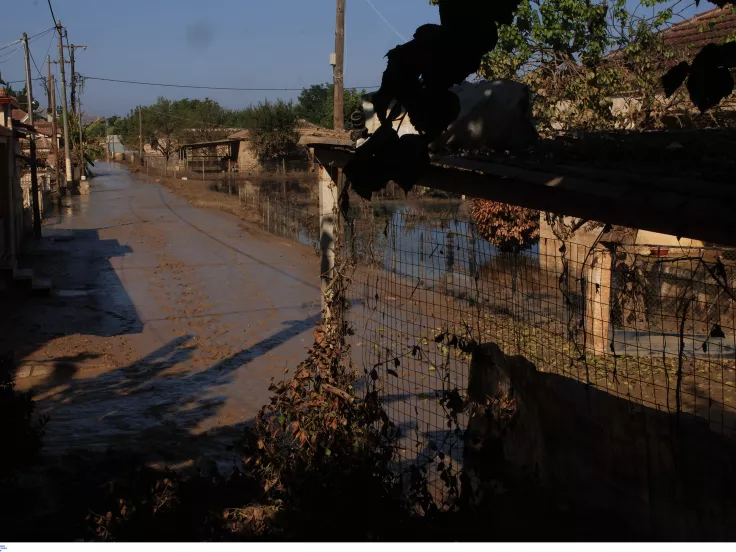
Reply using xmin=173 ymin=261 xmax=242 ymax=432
xmin=349 ymin=210 xmax=736 ymax=496
xmin=226 ymin=184 xmax=736 ymax=501
xmin=236 ymin=180 xmax=319 ymax=247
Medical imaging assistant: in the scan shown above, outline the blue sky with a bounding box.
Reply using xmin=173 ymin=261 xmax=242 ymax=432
xmin=0 ymin=0 xmax=707 ymax=117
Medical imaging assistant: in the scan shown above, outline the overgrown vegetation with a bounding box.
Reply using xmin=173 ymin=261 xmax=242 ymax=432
xmin=471 ymin=201 xmax=540 ymax=252
xmin=481 ymin=0 xmax=736 ymax=132
xmin=0 ymin=355 xmax=47 ymax=478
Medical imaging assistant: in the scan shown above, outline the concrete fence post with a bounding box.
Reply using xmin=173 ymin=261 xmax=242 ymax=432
xmin=318 ymin=162 xmax=339 ymax=321
xmin=585 ymin=245 xmax=613 ymax=357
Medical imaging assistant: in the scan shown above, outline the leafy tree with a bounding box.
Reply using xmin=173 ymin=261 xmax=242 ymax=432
xmin=297 ymin=83 xmax=366 ymax=129
xmin=471 ymin=200 xmax=539 ymax=251
xmin=122 ymin=97 xmax=181 ymax=165
xmin=478 ymin=0 xmax=710 ymax=132
xmin=175 ymin=98 xmax=228 ymax=143
xmin=246 ymin=100 xmax=299 ymax=160
xmin=0 ymin=83 xmax=28 ymax=110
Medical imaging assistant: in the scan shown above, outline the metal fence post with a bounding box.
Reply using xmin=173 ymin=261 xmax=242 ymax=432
xmin=445 ymin=231 xmax=455 ymax=286
xmin=469 ymin=233 xmax=477 ymax=278
xmin=419 ymin=231 xmax=424 ymax=284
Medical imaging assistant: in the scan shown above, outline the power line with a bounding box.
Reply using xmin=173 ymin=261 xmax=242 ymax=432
xmin=29 ymin=27 xmax=56 ymax=42
xmin=46 ymin=0 xmax=58 ymax=29
xmin=80 ymin=75 xmax=379 ymax=91
xmin=0 ymin=45 xmax=22 ymax=64
xmin=0 ymin=28 xmax=54 ymax=53
xmin=0 ymin=39 xmax=22 ymax=52
xmin=3 ymin=78 xmax=44 ymax=85
xmin=363 ymin=0 xmax=407 ymax=42
xmin=29 ymin=50 xmax=45 ymax=83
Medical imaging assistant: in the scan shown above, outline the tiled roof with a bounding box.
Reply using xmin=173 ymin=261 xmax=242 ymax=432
xmin=11 ymin=109 xmax=28 ymax=121
xmin=660 ymin=6 xmax=736 ymax=51
xmin=34 ymin=121 xmax=59 ymax=137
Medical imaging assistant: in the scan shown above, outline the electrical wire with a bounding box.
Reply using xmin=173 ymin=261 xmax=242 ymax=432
xmin=80 ymin=75 xmax=379 ymax=91
xmin=0 ymin=45 xmax=22 ymax=64
xmin=0 ymin=39 xmax=22 ymax=52
xmin=29 ymin=27 xmax=56 ymax=42
xmin=29 ymin=50 xmax=46 ymax=86
xmin=3 ymin=78 xmax=43 ymax=85
xmin=363 ymin=0 xmax=407 ymax=43
xmin=47 ymin=0 xmax=58 ymax=29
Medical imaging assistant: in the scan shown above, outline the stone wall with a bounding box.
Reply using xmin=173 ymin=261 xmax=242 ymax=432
xmin=466 ymin=342 xmax=736 ymax=540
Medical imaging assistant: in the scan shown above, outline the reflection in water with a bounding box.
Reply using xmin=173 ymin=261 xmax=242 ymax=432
xmin=210 ymin=181 xmax=541 ymax=282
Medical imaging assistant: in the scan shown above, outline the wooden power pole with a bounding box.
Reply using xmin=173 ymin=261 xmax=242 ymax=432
xmin=47 ymin=57 xmax=62 ymax=192
xmin=65 ymin=44 xmax=87 ymax=178
xmin=138 ymin=106 xmax=143 ymax=165
xmin=57 ymin=21 xmax=73 ymax=185
xmin=21 ymin=33 xmax=42 ymax=239
xmin=333 ymin=0 xmax=346 ymax=131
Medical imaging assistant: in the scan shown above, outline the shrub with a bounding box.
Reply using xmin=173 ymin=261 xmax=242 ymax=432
xmin=0 ymin=356 xmax=47 ymax=477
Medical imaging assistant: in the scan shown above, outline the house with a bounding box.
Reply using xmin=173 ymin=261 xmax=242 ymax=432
xmin=538 ymin=7 xmax=736 ymax=263
xmin=0 ymin=90 xmax=25 ymax=261
xmin=178 ymin=120 xmax=319 ymax=174
xmin=8 ymin=106 xmax=60 ymax=217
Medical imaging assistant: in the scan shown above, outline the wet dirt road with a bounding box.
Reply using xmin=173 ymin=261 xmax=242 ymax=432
xmin=9 ymin=163 xmax=320 ymax=468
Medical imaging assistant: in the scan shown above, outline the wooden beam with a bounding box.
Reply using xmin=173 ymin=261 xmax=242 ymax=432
xmin=310 ymin=144 xmax=736 ymax=247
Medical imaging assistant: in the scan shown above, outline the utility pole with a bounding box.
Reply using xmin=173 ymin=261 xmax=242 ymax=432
xmin=77 ymin=92 xmax=84 ymax=179
xmin=64 ymin=44 xmax=87 ymax=178
xmin=48 ymin=57 xmax=62 ymax=192
xmin=333 ymin=0 xmax=346 ymax=131
xmin=138 ymin=106 xmax=143 ymax=166
xmin=105 ymin=120 xmax=109 ymax=162
xmin=21 ymin=33 xmax=42 ymax=239
xmin=69 ymin=46 xmax=76 ymax=117
xmin=66 ymin=44 xmax=87 ymax=118
xmin=57 ymin=20 xmax=73 ymax=185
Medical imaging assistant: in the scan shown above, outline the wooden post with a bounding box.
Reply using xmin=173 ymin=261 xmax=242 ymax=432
xmin=22 ymin=33 xmax=42 ymax=239
xmin=202 ymin=158 xmax=205 ymax=180
xmin=333 ymin=0 xmax=346 ymax=131
xmin=57 ymin=21 xmax=73 ymax=185
xmin=48 ymin=71 xmax=62 ymax=193
xmin=77 ymin=93 xmax=85 ymax=182
xmin=138 ymin=106 xmax=143 ymax=166
xmin=585 ymin=246 xmax=613 ymax=357
xmin=319 ymin=162 xmax=339 ymax=319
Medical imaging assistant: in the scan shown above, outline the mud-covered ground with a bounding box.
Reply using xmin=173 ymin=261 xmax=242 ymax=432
xmin=4 ymin=162 xmax=321 ymax=468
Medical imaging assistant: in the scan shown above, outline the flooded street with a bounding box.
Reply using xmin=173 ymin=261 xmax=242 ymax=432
xmin=6 ymin=163 xmax=321 ymax=468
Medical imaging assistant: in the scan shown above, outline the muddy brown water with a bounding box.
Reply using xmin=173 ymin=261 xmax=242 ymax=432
xmin=8 ymin=163 xmax=322 ymax=470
